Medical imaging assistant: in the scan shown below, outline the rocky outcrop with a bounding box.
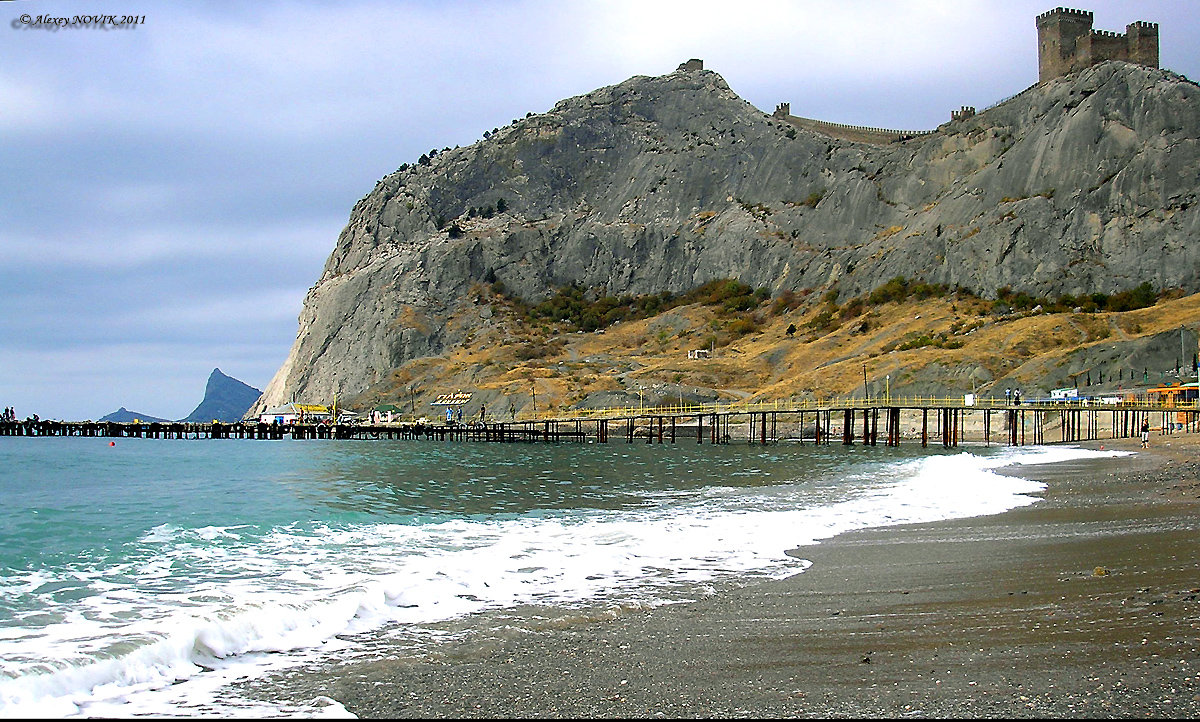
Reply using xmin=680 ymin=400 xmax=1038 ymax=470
xmin=182 ymin=368 xmax=263 ymax=422
xmin=249 ymin=61 xmax=1200 ymax=415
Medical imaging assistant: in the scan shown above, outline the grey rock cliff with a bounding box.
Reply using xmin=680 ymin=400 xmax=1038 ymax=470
xmin=249 ymin=61 xmax=1200 ymax=415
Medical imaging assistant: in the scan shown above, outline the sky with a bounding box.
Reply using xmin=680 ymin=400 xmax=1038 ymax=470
xmin=2 ymin=0 xmax=1198 ymax=421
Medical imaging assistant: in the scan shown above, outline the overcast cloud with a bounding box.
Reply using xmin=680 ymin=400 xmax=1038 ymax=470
xmin=2 ymin=0 xmax=1197 ymax=421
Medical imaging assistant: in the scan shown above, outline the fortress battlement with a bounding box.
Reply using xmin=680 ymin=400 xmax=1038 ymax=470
xmin=771 ymin=8 xmax=1164 ymax=146
xmin=1037 ymin=7 xmax=1158 ymax=83
xmin=1037 ymin=7 xmax=1092 ymax=24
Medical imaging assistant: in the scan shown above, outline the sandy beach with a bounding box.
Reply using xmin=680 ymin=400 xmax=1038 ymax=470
xmin=253 ymin=432 xmax=1200 ymax=719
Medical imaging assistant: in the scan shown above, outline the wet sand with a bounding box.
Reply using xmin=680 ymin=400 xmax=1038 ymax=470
xmin=255 ymin=433 xmax=1200 ymax=718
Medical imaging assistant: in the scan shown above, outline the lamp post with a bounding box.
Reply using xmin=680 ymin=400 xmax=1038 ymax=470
xmin=862 ymin=363 xmax=868 ymax=401
xmin=886 ymin=374 xmax=890 ymax=403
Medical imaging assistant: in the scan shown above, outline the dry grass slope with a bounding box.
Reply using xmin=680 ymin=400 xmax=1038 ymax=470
xmin=350 ymin=289 xmax=1200 ymax=417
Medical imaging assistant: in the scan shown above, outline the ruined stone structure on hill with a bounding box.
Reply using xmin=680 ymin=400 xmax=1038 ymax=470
xmin=1036 ymin=7 xmax=1158 ymax=83
xmin=772 ymin=7 xmax=1162 ymax=145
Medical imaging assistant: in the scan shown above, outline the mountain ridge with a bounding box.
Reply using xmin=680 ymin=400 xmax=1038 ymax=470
xmin=98 ymin=407 xmax=170 ymax=424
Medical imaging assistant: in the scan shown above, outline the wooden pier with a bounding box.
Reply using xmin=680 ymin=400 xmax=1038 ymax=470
xmin=2 ymin=397 xmax=1197 ymax=447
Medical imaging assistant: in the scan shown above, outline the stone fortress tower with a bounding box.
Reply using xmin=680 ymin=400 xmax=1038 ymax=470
xmin=771 ymin=7 xmax=1164 ymax=144
xmin=1036 ymin=7 xmax=1158 ymax=83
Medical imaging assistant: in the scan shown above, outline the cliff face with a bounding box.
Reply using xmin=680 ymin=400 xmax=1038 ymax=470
xmin=250 ymin=61 xmax=1200 ymax=415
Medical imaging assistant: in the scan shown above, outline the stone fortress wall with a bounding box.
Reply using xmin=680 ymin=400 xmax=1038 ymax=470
xmin=1036 ymin=7 xmax=1158 ymax=83
xmin=770 ymin=104 xmax=938 ymax=145
xmin=762 ymin=7 xmax=1159 ymax=145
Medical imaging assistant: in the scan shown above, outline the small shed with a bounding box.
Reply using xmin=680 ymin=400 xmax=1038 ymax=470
xmin=372 ymin=404 xmax=404 ymax=423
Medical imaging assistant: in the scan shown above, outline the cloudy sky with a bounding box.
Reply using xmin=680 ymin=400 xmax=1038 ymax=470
xmin=2 ymin=0 xmax=1197 ymax=421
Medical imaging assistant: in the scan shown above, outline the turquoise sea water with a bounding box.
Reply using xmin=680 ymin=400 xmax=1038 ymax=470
xmin=0 ymin=435 xmax=1124 ymax=717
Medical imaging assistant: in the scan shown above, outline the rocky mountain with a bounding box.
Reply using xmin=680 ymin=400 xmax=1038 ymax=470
xmin=249 ymin=60 xmax=1200 ymax=416
xmin=182 ymin=368 xmax=263 ymax=422
xmin=99 ymin=369 xmax=261 ymax=423
xmin=99 ymin=407 xmax=169 ymax=423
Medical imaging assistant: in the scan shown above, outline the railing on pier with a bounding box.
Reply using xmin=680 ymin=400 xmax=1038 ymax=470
xmin=1 ymin=395 xmax=1196 ymax=448
xmin=523 ymin=395 xmax=1199 ymax=423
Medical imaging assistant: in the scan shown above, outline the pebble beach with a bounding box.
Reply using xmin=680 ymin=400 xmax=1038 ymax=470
xmin=252 ymin=433 xmax=1200 ymax=719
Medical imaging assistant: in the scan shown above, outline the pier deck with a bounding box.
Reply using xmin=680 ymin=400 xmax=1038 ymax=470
xmin=3 ymin=397 xmax=1196 ymax=447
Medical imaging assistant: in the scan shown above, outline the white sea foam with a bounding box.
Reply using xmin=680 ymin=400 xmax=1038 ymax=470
xmin=0 ymin=444 xmax=1128 ymax=717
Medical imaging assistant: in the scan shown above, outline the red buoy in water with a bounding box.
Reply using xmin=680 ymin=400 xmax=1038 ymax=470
xmin=109 ymin=441 xmax=115 ymax=446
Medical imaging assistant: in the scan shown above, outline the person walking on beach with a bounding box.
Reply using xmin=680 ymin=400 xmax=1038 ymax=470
xmin=1140 ymin=419 xmax=1150 ymax=448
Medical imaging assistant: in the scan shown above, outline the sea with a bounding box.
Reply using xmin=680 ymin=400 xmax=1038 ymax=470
xmin=0 ymin=434 xmax=1128 ymax=718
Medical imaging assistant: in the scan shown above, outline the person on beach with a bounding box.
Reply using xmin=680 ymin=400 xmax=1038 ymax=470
xmin=1140 ymin=419 xmax=1150 ymax=448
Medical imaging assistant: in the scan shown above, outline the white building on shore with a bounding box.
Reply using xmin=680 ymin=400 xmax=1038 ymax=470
xmin=258 ymin=403 xmax=332 ymax=424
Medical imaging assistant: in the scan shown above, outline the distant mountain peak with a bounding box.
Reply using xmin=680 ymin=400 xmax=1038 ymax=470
xmin=182 ymin=368 xmax=262 ymax=423
xmin=98 ymin=369 xmax=262 ymax=423
xmin=98 ymin=407 xmax=169 ymax=423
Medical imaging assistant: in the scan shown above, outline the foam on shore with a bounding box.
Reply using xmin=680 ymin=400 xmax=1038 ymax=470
xmin=0 ymin=443 xmax=1128 ymax=717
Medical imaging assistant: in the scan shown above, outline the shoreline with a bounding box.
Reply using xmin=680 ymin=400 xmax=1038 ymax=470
xmin=251 ymin=435 xmax=1200 ymax=718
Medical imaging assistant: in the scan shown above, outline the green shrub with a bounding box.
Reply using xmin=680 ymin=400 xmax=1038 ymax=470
xmin=728 ymin=317 xmax=759 ymax=336
xmin=499 ymin=278 xmax=769 ymax=333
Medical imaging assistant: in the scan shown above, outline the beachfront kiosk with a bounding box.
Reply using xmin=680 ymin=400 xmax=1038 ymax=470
xmin=258 ymin=403 xmax=332 ymax=425
xmin=1147 ymin=382 xmax=1199 ymax=430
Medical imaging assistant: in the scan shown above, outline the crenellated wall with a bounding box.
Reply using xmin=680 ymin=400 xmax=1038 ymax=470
xmin=772 ymin=110 xmax=934 ymax=145
xmin=1036 ymin=7 xmax=1158 ymax=83
xmin=771 ymin=8 xmax=1163 ymax=145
